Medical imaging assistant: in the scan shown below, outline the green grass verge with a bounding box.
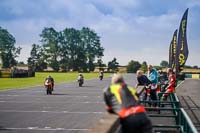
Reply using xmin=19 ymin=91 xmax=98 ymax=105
xmin=0 ymin=72 xmax=111 ymax=90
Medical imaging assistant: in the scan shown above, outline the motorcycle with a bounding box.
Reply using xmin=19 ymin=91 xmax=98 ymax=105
xmin=44 ymin=79 xmax=53 ymax=95
xmin=99 ymin=75 xmax=103 ymax=80
xmin=99 ymin=72 xmax=104 ymax=80
xmin=78 ymin=78 xmax=84 ymax=87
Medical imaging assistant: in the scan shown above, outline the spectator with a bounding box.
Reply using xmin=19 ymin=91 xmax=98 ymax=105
xmin=147 ymin=65 xmax=158 ymax=84
xmin=136 ymin=70 xmax=151 ymax=88
xmin=162 ymin=68 xmax=176 ymax=101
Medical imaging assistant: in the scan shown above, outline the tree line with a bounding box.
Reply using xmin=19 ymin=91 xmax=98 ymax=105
xmin=0 ymin=26 xmax=104 ymax=72
xmin=28 ymin=27 xmax=104 ymax=72
xmin=0 ymin=27 xmax=21 ymax=68
xmin=0 ymin=26 xmax=199 ymax=72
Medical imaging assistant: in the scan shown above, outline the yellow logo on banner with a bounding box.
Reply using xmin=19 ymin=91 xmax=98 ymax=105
xmin=173 ymin=36 xmax=176 ymax=54
xmin=179 ymin=54 xmax=185 ymax=66
xmin=182 ymin=20 xmax=186 ymax=37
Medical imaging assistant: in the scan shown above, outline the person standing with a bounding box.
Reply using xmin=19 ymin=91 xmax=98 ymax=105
xmin=147 ymin=65 xmax=159 ymax=107
xmin=162 ymin=68 xmax=176 ymax=100
xmin=147 ymin=65 xmax=158 ymax=84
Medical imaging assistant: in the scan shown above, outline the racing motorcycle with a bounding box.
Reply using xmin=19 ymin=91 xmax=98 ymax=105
xmin=78 ymin=77 xmax=84 ymax=87
xmin=44 ymin=79 xmax=53 ymax=95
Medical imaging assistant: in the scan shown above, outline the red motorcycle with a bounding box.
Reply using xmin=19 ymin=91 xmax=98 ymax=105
xmin=44 ymin=79 xmax=53 ymax=95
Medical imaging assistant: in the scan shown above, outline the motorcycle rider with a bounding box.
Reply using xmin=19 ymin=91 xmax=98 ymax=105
xmin=77 ymin=73 xmax=84 ymax=84
xmin=99 ymin=70 xmax=104 ymax=80
xmin=45 ymin=75 xmax=54 ymax=90
xmin=104 ymin=73 xmax=152 ymax=133
xmin=147 ymin=65 xmax=159 ymax=107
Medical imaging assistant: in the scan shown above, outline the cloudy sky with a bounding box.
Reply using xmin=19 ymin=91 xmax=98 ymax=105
xmin=0 ymin=0 xmax=200 ymax=66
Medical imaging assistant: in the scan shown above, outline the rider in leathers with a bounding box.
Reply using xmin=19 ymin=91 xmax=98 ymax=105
xmin=104 ymin=74 xmax=152 ymax=133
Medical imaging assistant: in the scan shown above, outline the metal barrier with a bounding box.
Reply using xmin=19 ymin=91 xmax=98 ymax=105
xmin=179 ymin=108 xmax=198 ymax=133
xmin=143 ymin=92 xmax=198 ymax=133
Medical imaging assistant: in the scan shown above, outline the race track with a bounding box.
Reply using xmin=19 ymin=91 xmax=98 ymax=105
xmin=0 ymin=74 xmax=137 ymax=133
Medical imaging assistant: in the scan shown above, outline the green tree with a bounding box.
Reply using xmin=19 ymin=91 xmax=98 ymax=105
xmin=27 ymin=44 xmax=47 ymax=71
xmin=40 ymin=27 xmax=60 ymax=71
xmin=17 ymin=61 xmax=25 ymax=66
xmin=97 ymin=58 xmax=103 ymax=67
xmin=60 ymin=27 xmax=104 ymax=72
xmin=127 ymin=60 xmax=141 ymax=73
xmin=193 ymin=65 xmax=198 ymax=69
xmin=80 ymin=27 xmax=104 ymax=71
xmin=108 ymin=58 xmax=119 ymax=72
xmin=38 ymin=27 xmax=104 ymax=72
xmin=60 ymin=28 xmax=82 ymax=71
xmin=184 ymin=65 xmax=192 ymax=68
xmin=0 ymin=27 xmax=21 ymax=68
xmin=160 ymin=60 xmax=168 ymax=68
xmin=153 ymin=65 xmax=162 ymax=70
xmin=140 ymin=61 xmax=148 ymax=73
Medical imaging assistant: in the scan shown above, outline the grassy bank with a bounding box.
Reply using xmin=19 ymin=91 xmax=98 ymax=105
xmin=0 ymin=72 xmax=111 ymax=90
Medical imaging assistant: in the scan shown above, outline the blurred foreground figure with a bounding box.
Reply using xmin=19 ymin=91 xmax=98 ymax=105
xmin=104 ymin=73 xmax=152 ymax=133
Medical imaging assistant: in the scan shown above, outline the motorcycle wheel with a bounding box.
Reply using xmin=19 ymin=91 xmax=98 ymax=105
xmin=79 ymin=82 xmax=82 ymax=87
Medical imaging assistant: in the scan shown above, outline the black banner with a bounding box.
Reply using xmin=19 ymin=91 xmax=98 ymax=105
xmin=169 ymin=29 xmax=177 ymax=71
xmin=176 ymin=8 xmax=189 ymax=74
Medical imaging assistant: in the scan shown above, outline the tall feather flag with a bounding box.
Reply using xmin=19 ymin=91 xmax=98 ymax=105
xmin=169 ymin=29 xmax=178 ymax=71
xmin=176 ymin=8 xmax=189 ymax=75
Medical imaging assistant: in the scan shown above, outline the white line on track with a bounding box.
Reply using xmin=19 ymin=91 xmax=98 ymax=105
xmin=0 ymin=127 xmax=90 ymax=131
xmin=0 ymin=100 xmax=104 ymax=104
xmin=0 ymin=95 xmax=101 ymax=98
xmin=0 ymin=110 xmax=105 ymax=114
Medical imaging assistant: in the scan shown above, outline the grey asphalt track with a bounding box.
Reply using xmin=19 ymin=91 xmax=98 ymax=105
xmin=0 ymin=74 xmax=137 ymax=133
xmin=176 ymin=79 xmax=200 ymax=132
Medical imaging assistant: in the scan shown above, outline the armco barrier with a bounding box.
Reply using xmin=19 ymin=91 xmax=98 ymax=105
xmin=90 ymin=86 xmax=144 ymax=133
xmin=142 ymin=92 xmax=198 ymax=133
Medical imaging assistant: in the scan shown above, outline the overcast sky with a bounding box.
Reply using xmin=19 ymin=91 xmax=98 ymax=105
xmin=0 ymin=0 xmax=200 ymax=66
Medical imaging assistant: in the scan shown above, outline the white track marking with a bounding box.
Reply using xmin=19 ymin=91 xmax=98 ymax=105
xmin=0 ymin=95 xmax=101 ymax=98
xmin=0 ymin=127 xmax=90 ymax=131
xmin=0 ymin=110 xmax=105 ymax=114
xmin=27 ymin=127 xmax=38 ymax=129
xmin=0 ymin=100 xmax=103 ymax=104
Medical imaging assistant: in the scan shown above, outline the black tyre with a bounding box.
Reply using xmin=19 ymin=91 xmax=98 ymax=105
xmin=79 ymin=82 xmax=82 ymax=87
xmin=48 ymin=86 xmax=52 ymax=94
